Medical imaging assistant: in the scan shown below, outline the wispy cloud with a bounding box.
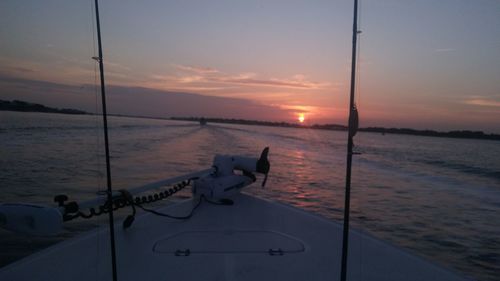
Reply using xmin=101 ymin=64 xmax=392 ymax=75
xmin=0 ymin=57 xmax=40 ymax=76
xmin=105 ymin=60 xmax=132 ymax=72
xmin=0 ymin=75 xmax=298 ymax=121
xmin=462 ymin=96 xmax=500 ymax=108
xmin=174 ymin=64 xmax=219 ymax=74
xmin=156 ymin=64 xmax=330 ymax=90
xmin=0 ymin=55 xmax=138 ymax=87
xmin=277 ymin=104 xmax=318 ymax=113
xmin=5 ymin=66 xmax=36 ymax=74
xmin=1 ymin=58 xmax=335 ymax=121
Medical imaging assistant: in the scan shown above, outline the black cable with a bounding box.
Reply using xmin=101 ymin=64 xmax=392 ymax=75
xmin=63 ymin=180 xmax=192 ymax=221
xmin=203 ymin=197 xmax=234 ymax=206
xmin=135 ymin=196 xmax=204 ymax=220
xmin=119 ymin=189 xmax=136 ymax=229
xmin=62 ymin=178 xmax=234 ymax=225
xmin=136 ymin=195 xmax=233 ymax=220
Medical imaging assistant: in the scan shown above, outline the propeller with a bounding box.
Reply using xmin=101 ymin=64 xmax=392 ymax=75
xmin=256 ymin=147 xmax=270 ymax=187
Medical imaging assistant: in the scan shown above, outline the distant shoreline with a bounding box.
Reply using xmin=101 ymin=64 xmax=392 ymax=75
xmin=1 ymin=99 xmax=498 ymax=141
xmin=171 ymin=117 xmax=500 ymax=141
xmin=0 ymin=99 xmax=88 ymax=115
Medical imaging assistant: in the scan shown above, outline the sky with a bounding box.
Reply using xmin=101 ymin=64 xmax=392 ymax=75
xmin=0 ymin=0 xmax=499 ymax=133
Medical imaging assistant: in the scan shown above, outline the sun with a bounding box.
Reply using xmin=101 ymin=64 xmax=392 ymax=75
xmin=298 ymin=113 xmax=305 ymax=123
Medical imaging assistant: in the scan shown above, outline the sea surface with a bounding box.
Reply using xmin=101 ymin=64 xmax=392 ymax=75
xmin=1 ymin=111 xmax=499 ymax=280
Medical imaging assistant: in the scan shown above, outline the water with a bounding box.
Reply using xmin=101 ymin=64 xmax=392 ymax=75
xmin=1 ymin=111 xmax=499 ymax=280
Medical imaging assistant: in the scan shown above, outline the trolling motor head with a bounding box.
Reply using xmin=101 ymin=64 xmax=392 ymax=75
xmin=193 ymin=147 xmax=270 ymax=200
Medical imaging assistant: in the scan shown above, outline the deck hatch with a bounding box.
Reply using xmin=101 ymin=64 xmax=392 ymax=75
xmin=153 ymin=230 xmax=305 ymax=255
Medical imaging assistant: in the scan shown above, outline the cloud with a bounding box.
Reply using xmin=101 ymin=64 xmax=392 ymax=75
xmin=174 ymin=64 xmax=219 ymax=74
xmin=105 ymin=60 xmax=133 ymax=73
xmin=0 ymin=58 xmax=332 ymax=121
xmin=211 ymin=76 xmax=326 ymax=89
xmin=0 ymin=75 xmax=294 ymax=121
xmin=463 ymin=97 xmax=500 ymax=108
xmin=0 ymin=74 xmax=87 ymax=95
xmin=160 ymin=64 xmax=330 ymax=90
xmin=0 ymin=57 xmax=40 ymax=76
xmin=276 ymin=104 xmax=318 ymax=114
xmin=6 ymin=66 xmax=36 ymax=74
xmin=0 ymin=55 xmax=135 ymax=87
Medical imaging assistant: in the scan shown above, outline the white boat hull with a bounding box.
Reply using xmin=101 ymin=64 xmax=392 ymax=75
xmin=0 ymin=194 xmax=470 ymax=281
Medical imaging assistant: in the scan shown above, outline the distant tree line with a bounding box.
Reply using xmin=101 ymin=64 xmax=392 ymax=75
xmin=172 ymin=116 xmax=500 ymax=141
xmin=0 ymin=99 xmax=88 ymax=115
xmin=359 ymin=127 xmax=500 ymax=140
xmin=171 ymin=116 xmax=308 ymax=128
xmin=2 ymin=100 xmax=497 ymax=141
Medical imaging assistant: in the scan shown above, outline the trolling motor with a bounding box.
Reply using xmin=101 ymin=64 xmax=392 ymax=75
xmin=0 ymin=148 xmax=270 ymax=236
xmin=193 ymin=147 xmax=270 ymax=200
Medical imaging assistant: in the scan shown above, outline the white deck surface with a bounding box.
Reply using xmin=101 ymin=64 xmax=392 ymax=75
xmin=0 ymin=194 xmax=470 ymax=281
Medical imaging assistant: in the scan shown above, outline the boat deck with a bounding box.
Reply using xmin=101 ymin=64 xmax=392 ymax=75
xmin=0 ymin=194 xmax=470 ymax=281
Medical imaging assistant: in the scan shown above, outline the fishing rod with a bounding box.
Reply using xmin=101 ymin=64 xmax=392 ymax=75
xmin=340 ymin=0 xmax=360 ymax=280
xmin=93 ymin=0 xmax=118 ymax=280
